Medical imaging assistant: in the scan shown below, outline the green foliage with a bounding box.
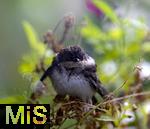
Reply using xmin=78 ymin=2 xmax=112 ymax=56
xmin=19 ymin=21 xmax=53 ymax=77
xmin=142 ymin=42 xmax=150 ymax=52
xmin=0 ymin=96 xmax=26 ymax=104
xmin=81 ymin=16 xmax=148 ymax=92
xmin=18 ymin=21 xmax=54 ymax=104
xmin=79 ymin=1 xmax=150 ymax=128
xmin=23 ymin=21 xmax=46 ymax=55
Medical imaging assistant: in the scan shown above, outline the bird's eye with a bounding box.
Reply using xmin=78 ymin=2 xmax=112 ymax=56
xmin=76 ymin=58 xmax=80 ymax=61
xmin=73 ymin=58 xmax=80 ymax=62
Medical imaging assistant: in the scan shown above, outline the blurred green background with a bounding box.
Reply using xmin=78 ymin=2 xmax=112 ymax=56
xmin=0 ymin=0 xmax=150 ymax=103
xmin=0 ymin=0 xmax=86 ymax=99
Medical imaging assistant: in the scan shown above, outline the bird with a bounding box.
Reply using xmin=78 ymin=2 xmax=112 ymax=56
xmin=39 ymin=45 xmax=110 ymax=104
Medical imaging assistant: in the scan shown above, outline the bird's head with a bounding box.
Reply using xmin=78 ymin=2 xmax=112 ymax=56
xmin=40 ymin=45 xmax=95 ymax=82
xmin=53 ymin=45 xmax=96 ymax=68
xmin=57 ymin=45 xmax=87 ymax=63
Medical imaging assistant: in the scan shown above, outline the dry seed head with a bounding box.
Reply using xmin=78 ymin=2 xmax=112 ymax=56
xmin=64 ymin=13 xmax=75 ymax=29
xmin=43 ymin=30 xmax=54 ymax=44
xmin=32 ymin=81 xmax=47 ymax=97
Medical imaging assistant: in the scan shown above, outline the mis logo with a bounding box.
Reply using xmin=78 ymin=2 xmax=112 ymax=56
xmin=0 ymin=104 xmax=50 ymax=128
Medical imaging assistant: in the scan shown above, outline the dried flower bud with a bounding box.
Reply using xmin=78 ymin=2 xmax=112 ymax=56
xmin=43 ymin=30 xmax=54 ymax=44
xmin=64 ymin=13 xmax=75 ymax=29
xmin=32 ymin=81 xmax=47 ymax=97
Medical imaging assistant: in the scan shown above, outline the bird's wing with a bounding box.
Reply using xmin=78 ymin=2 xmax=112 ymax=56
xmin=83 ymin=65 xmax=109 ymax=99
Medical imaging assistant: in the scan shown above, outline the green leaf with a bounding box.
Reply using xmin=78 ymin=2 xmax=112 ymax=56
xmin=93 ymin=0 xmax=119 ymax=24
xmin=22 ymin=21 xmax=46 ymax=55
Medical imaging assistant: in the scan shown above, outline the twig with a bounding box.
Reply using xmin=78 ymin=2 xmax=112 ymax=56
xmin=79 ymin=91 xmax=150 ymax=125
xmin=59 ymin=27 xmax=69 ymax=44
xmin=103 ymin=91 xmax=150 ymax=104
xmin=53 ymin=17 xmax=65 ymax=34
xmin=111 ymin=63 xmax=143 ymax=95
xmin=112 ymin=80 xmax=128 ymax=94
xmin=59 ymin=13 xmax=75 ymax=44
xmin=61 ymin=101 xmax=108 ymax=113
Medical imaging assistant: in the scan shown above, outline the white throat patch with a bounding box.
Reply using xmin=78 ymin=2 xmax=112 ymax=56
xmin=82 ymin=56 xmax=95 ymax=66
